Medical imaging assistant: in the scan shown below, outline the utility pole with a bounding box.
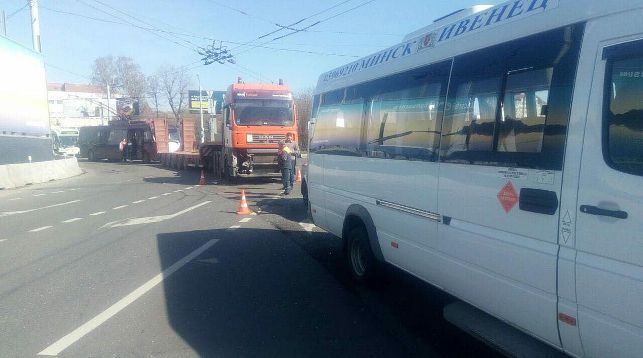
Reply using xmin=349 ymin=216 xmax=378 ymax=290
xmin=29 ymin=0 xmax=41 ymax=53
xmin=1 ymin=10 xmax=7 ymax=36
xmin=106 ymin=83 xmax=111 ymax=124
xmin=197 ymin=74 xmax=204 ymax=144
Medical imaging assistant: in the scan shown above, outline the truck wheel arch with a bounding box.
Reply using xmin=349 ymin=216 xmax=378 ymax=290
xmin=343 ymin=205 xmax=384 ymax=262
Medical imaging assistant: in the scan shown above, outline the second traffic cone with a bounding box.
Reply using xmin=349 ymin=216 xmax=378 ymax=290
xmin=237 ymin=190 xmax=252 ymax=215
xmin=295 ymin=168 xmax=302 ymax=183
xmin=198 ymin=169 xmax=206 ymax=185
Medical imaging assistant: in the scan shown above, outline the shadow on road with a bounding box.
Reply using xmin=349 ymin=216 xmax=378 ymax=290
xmin=255 ymin=197 xmax=308 ymax=223
xmin=157 ymin=228 xmax=414 ymax=357
xmin=156 ymin=227 xmax=501 ymax=358
xmin=143 ymin=169 xmax=202 ymax=185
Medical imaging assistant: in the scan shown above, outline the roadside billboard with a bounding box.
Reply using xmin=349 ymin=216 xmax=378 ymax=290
xmin=189 ymin=90 xmax=210 ymax=113
xmin=0 ymin=36 xmax=50 ymax=137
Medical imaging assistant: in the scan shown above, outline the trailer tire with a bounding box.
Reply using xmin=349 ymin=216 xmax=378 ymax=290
xmin=88 ymin=150 xmax=96 ymax=162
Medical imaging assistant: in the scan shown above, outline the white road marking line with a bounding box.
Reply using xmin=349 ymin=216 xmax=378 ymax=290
xmin=37 ymin=238 xmax=219 ymax=356
xmin=9 ymin=198 xmax=22 ymax=201
xmin=174 ymin=190 xmax=183 ymax=193
xmin=112 ymin=205 xmax=128 ymax=210
xmin=162 ymin=193 xmax=172 ymax=196
xmin=148 ymin=196 xmax=159 ymax=200
xmin=68 ymin=188 xmax=79 ymax=191
xmin=62 ymin=218 xmax=83 ymax=223
xmin=89 ymin=211 xmax=105 ymax=216
xmin=0 ymin=200 xmax=81 ymax=218
xmin=33 ymin=194 xmax=46 ymax=197
xmin=229 ymin=225 xmax=241 ymax=229
xmin=132 ymin=200 xmax=145 ymax=204
xmin=299 ymin=223 xmax=316 ymax=232
xmin=239 ymin=218 xmax=252 ymax=223
xmin=185 ymin=187 xmax=193 ymax=190
xmin=102 ymin=201 xmax=211 ymax=228
xmin=50 ymin=190 xmax=65 ymax=194
xmin=0 ymin=239 xmax=6 ymax=243
xmin=29 ymin=226 xmax=53 ymax=232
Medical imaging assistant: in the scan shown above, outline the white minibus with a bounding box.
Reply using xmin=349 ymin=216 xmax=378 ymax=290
xmin=304 ymin=1 xmax=643 ymax=356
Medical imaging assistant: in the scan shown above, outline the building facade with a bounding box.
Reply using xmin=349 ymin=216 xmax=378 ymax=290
xmin=47 ymin=83 xmax=117 ymax=128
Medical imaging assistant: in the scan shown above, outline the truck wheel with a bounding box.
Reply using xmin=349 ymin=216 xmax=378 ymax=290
xmin=88 ymin=150 xmax=96 ymax=162
xmin=345 ymin=226 xmax=378 ymax=283
xmin=143 ymin=152 xmax=150 ymax=164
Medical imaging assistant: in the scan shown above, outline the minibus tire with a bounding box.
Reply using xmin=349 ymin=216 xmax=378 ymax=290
xmin=345 ymin=226 xmax=377 ymax=283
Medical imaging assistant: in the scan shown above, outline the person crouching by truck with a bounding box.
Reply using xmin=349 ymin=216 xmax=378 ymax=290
xmin=119 ymin=138 xmax=128 ymax=162
xmin=277 ymin=141 xmax=292 ymax=195
xmin=285 ymin=132 xmax=300 ymax=188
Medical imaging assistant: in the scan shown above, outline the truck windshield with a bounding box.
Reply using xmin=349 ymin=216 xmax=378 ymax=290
xmin=59 ymin=136 xmax=78 ymax=147
xmin=234 ymin=99 xmax=293 ymax=126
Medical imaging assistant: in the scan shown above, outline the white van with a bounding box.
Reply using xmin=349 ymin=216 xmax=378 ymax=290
xmin=304 ymin=1 xmax=643 ymax=356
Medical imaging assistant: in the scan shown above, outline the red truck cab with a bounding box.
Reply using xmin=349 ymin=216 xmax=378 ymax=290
xmin=220 ymin=81 xmax=298 ymax=176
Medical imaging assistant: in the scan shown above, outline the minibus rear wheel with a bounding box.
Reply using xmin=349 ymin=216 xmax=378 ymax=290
xmin=345 ymin=225 xmax=377 ymax=283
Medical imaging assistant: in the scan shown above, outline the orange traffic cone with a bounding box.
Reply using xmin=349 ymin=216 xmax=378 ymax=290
xmin=236 ymin=190 xmax=252 ymax=215
xmin=198 ymin=169 xmax=206 ymax=185
xmin=295 ymin=168 xmax=302 ymax=183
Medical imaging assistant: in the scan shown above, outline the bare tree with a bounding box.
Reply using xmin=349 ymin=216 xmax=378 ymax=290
xmin=157 ymin=65 xmax=191 ymax=124
xmin=91 ymin=55 xmax=147 ymax=103
xmin=294 ymin=88 xmax=314 ymax=150
xmin=91 ymin=56 xmax=117 ymax=88
xmin=115 ymin=57 xmax=146 ymax=101
xmin=146 ymin=75 xmax=161 ymax=117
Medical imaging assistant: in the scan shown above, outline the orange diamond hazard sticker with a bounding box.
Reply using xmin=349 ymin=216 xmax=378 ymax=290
xmin=497 ymin=181 xmax=518 ymax=213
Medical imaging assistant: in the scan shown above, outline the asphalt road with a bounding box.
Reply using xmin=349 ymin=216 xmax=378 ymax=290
xmin=0 ymin=160 xmax=499 ymax=358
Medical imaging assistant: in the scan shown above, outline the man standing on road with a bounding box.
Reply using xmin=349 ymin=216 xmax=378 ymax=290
xmin=119 ymin=138 xmax=128 ymax=162
xmin=277 ymin=141 xmax=292 ymax=195
xmin=285 ymin=132 xmax=300 ymax=188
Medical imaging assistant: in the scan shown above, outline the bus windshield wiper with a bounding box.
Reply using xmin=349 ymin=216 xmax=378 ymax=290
xmin=368 ymin=130 xmax=441 ymax=144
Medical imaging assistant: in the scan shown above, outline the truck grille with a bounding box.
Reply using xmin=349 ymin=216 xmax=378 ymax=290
xmin=249 ymin=134 xmax=285 ymax=144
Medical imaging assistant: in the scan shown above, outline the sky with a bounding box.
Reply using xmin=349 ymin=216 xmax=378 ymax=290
xmin=3 ymin=0 xmax=502 ymax=94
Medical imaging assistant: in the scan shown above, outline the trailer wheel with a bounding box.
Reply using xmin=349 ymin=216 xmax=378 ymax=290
xmin=88 ymin=150 xmax=96 ymax=162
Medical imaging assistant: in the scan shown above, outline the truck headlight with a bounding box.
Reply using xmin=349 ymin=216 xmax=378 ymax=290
xmin=246 ymin=134 xmax=253 ymax=143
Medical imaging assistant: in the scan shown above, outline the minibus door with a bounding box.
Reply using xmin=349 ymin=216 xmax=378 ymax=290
xmin=574 ymin=30 xmax=643 ymax=356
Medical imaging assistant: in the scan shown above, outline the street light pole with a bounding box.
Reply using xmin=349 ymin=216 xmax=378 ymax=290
xmin=197 ymin=74 xmax=204 ymax=144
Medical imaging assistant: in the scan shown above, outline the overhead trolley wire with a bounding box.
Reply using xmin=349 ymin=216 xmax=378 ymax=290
xmin=75 ymin=0 xmax=198 ymax=52
xmin=6 ymin=3 xmax=29 ymax=19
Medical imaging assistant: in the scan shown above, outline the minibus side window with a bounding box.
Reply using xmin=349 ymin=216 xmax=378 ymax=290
xmin=310 ymin=89 xmax=363 ymax=156
xmin=311 ymin=95 xmax=321 ymax=119
xmin=440 ymin=24 xmax=583 ymax=169
xmin=364 ymin=60 xmax=450 ymax=162
xmin=604 ymin=55 xmax=643 ymax=176
xmin=441 ymin=76 xmax=501 ymax=156
xmin=497 ymin=67 xmax=552 ymax=153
